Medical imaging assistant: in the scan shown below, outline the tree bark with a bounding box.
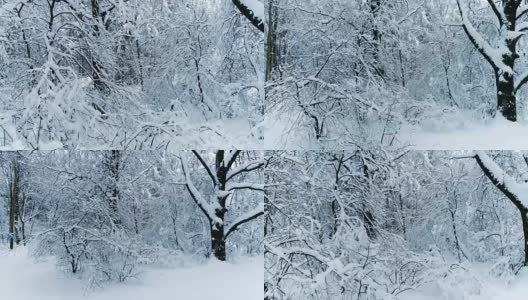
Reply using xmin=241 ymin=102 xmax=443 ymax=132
xmin=212 ymin=151 xmax=229 ymax=261
xmin=265 ymin=0 xmax=275 ymax=81
xmin=362 ymin=161 xmax=377 ymax=239
xmin=370 ymin=0 xmax=385 ymax=78
xmin=521 ymin=208 xmax=528 ymax=266
xmin=8 ymin=160 xmax=20 ymax=250
xmin=105 ymin=150 xmax=121 ymax=227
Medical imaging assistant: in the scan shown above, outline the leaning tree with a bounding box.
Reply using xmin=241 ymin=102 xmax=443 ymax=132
xmin=473 ymin=151 xmax=528 ymax=266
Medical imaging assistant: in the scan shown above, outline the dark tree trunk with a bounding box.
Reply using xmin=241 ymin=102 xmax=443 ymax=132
xmin=211 ymin=223 xmax=226 ymax=261
xmin=90 ymin=0 xmax=107 ymax=91
xmin=362 ymin=161 xmax=377 ymax=239
xmin=496 ymin=1 xmax=518 ymax=121
xmin=265 ymin=0 xmax=275 ymax=81
xmin=8 ymin=160 xmax=20 ymax=250
xmin=8 ymin=199 xmax=14 ymax=250
xmin=186 ymin=150 xmax=263 ymax=262
xmin=105 ymin=150 xmax=121 ymax=227
xmin=212 ymin=151 xmax=229 ymax=261
xmin=370 ymin=0 xmax=385 ymax=78
xmin=496 ymin=73 xmax=517 ymax=121
xmin=521 ymin=208 xmax=528 ymax=266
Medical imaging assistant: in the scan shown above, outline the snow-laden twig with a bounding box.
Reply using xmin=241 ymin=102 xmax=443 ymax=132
xmin=456 ymin=0 xmax=513 ymax=75
xmin=474 ymin=151 xmax=528 ymax=209
xmin=226 ymin=159 xmax=265 ymax=181
xmin=180 ymin=156 xmax=216 ymax=221
xmin=225 ymin=202 xmax=264 ymax=238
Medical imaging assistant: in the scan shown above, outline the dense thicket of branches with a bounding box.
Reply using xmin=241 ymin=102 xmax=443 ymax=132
xmin=265 ymin=150 xmax=528 ymax=299
xmin=0 ymin=151 xmax=263 ymax=287
xmin=0 ymin=0 xmax=263 ymax=149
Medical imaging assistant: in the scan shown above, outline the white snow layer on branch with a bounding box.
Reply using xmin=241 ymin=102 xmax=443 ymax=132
xmin=240 ymin=0 xmax=264 ymax=24
xmin=223 ymin=150 xmax=238 ymax=167
xmin=475 ymin=151 xmax=528 ymax=208
xmin=227 ymin=182 xmax=265 ymax=191
xmin=519 ymin=3 xmax=528 ymax=18
xmin=515 ymin=69 xmax=528 ymax=91
xmin=226 ymin=159 xmax=265 ymax=181
xmin=457 ymin=0 xmax=513 ymax=75
xmin=226 ymin=202 xmax=264 ymax=235
xmin=180 ymin=157 xmax=217 ymax=220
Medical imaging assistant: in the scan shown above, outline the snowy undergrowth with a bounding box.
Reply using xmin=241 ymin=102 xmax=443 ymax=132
xmin=0 ymin=118 xmax=261 ymax=150
xmin=0 ymin=247 xmax=263 ymax=300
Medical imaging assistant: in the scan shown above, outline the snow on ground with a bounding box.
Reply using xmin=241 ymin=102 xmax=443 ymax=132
xmin=400 ymin=274 xmax=528 ymax=300
xmin=0 ymin=247 xmax=263 ymax=300
xmin=265 ymin=106 xmax=528 ymax=150
xmin=399 ymin=264 xmax=528 ymax=300
xmin=263 ymin=110 xmax=314 ymax=149
xmin=400 ymin=116 xmax=528 ymax=150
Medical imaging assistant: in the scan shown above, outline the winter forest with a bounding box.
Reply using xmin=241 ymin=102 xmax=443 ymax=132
xmin=265 ymin=150 xmax=528 ymax=299
xmin=4 ymin=0 xmax=528 ymax=299
xmin=0 ymin=0 xmax=263 ymax=149
xmin=0 ymin=150 xmax=264 ymax=299
xmin=265 ymin=0 xmax=528 ymax=149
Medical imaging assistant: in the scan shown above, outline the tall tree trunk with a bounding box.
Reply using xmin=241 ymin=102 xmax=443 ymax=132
xmin=105 ymin=150 xmax=120 ymax=227
xmin=362 ymin=161 xmax=377 ymax=239
xmin=91 ymin=0 xmax=107 ymax=91
xmin=211 ymin=223 xmax=226 ymax=261
xmin=370 ymin=0 xmax=384 ymax=78
xmin=496 ymin=0 xmax=518 ymax=121
xmin=212 ymin=151 xmax=229 ymax=261
xmin=265 ymin=0 xmax=275 ymax=81
xmin=496 ymin=72 xmax=517 ymax=121
xmin=8 ymin=197 xmax=15 ymax=250
xmin=183 ymin=150 xmax=264 ymax=262
xmin=521 ymin=208 xmax=528 ymax=266
xmin=8 ymin=160 xmax=20 ymax=250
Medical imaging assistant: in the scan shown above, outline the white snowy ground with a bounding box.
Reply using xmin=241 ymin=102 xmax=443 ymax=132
xmin=399 ymin=264 xmax=528 ymax=300
xmin=399 ymin=116 xmax=528 ymax=150
xmin=265 ymin=108 xmax=528 ymax=150
xmin=0 ymin=248 xmax=263 ymax=300
xmin=400 ymin=273 xmax=528 ymax=300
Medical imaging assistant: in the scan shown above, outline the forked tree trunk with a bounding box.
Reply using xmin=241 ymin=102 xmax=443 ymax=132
xmin=182 ymin=150 xmax=265 ymax=262
xmin=457 ymin=0 xmax=528 ymax=121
